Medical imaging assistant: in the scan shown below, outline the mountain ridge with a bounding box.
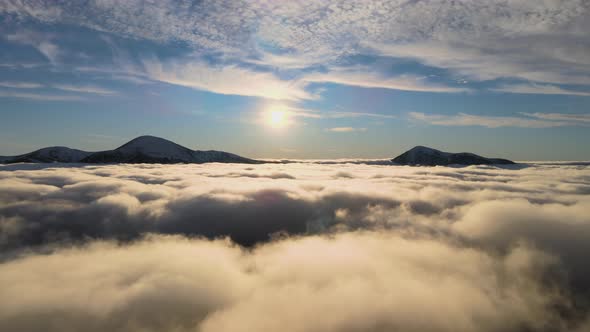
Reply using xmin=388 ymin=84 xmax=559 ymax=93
xmin=1 ymin=135 xmax=260 ymax=165
xmin=392 ymin=146 xmax=514 ymax=166
xmin=1 ymin=139 xmax=516 ymax=166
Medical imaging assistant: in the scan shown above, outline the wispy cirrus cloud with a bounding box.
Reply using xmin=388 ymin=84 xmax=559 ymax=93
xmin=0 ymin=81 xmax=43 ymax=89
xmin=285 ymin=106 xmax=395 ymax=120
xmin=326 ymin=127 xmax=367 ymax=133
xmin=0 ymin=81 xmax=117 ymax=96
xmin=0 ymin=90 xmax=85 ymax=101
xmin=303 ymin=68 xmax=469 ymax=94
xmin=53 ymin=84 xmax=118 ymax=96
xmin=408 ymin=111 xmax=590 ymax=128
xmin=142 ymin=57 xmax=314 ymax=101
xmin=2 ymin=0 xmax=588 ymax=93
xmin=521 ymin=112 xmax=590 ymax=123
xmin=140 ymin=59 xmax=466 ymax=101
xmin=491 ymin=83 xmax=590 ymax=97
xmin=3 ymin=30 xmax=60 ymax=64
xmin=324 ymin=111 xmax=395 ymax=119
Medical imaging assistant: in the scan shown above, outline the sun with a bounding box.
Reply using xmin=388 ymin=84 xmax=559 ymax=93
xmin=266 ymin=107 xmax=289 ymax=128
xmin=270 ymin=110 xmax=285 ymax=127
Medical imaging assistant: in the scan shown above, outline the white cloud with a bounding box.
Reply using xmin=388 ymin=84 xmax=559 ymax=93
xmin=140 ymin=59 xmax=466 ymax=100
xmin=142 ymin=57 xmax=314 ymax=101
xmin=4 ymin=30 xmax=60 ymax=64
xmin=369 ymin=40 xmax=590 ymax=86
xmin=324 ymin=111 xmax=395 ymax=119
xmin=0 ymin=162 xmax=590 ymax=331
xmin=53 ymin=84 xmax=118 ymax=95
xmin=492 ymin=83 xmax=590 ymax=97
xmin=326 ymin=127 xmax=367 ymax=133
xmin=521 ymin=112 xmax=590 ymax=123
xmin=2 ymin=0 xmax=588 ymax=90
xmin=0 ymin=90 xmax=85 ymax=101
xmin=408 ymin=111 xmax=589 ymax=128
xmin=286 ymin=106 xmax=395 ymax=120
xmin=0 ymin=81 xmax=43 ymax=89
xmin=0 ymin=234 xmax=562 ymax=332
xmin=303 ymin=68 xmax=470 ymax=93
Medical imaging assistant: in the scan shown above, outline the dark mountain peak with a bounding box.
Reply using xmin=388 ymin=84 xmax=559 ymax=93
xmin=409 ymin=145 xmax=438 ymax=151
xmin=118 ymin=135 xmax=178 ymax=148
xmin=1 ymin=135 xmax=260 ymax=165
xmin=393 ymin=146 xmax=514 ymax=166
xmin=0 ymin=146 xmax=92 ymax=163
xmin=81 ymin=135 xmax=259 ymax=164
xmin=113 ymin=135 xmax=194 ymax=160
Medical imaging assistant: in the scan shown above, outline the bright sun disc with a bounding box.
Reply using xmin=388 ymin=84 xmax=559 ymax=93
xmin=269 ymin=110 xmax=286 ymax=128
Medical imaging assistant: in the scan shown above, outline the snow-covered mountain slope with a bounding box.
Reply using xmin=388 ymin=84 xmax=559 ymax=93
xmin=82 ymin=136 xmax=197 ymax=163
xmin=392 ymin=146 xmax=514 ymax=166
xmin=0 ymin=136 xmax=260 ymax=165
xmin=0 ymin=147 xmax=92 ymax=163
xmin=81 ymin=135 xmax=260 ymax=164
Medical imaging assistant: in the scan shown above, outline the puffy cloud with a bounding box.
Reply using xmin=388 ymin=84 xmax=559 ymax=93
xmin=0 ymin=234 xmax=569 ymax=332
xmin=1 ymin=162 xmax=590 ymax=330
xmin=1 ymin=162 xmax=588 ymax=251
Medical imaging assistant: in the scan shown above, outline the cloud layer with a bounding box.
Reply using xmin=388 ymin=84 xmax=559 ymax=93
xmin=1 ymin=162 xmax=590 ymax=331
xmin=0 ymin=234 xmax=567 ymax=332
xmin=2 ymin=0 xmax=589 ymax=96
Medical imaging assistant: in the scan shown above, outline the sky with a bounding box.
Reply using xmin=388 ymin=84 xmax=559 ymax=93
xmin=0 ymin=0 xmax=589 ymax=160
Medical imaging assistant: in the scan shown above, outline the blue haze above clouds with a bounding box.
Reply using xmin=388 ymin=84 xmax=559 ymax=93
xmin=0 ymin=0 xmax=589 ymax=160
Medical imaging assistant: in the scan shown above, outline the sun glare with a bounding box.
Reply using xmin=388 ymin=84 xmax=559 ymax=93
xmin=270 ymin=110 xmax=285 ymax=126
xmin=266 ymin=107 xmax=289 ymax=128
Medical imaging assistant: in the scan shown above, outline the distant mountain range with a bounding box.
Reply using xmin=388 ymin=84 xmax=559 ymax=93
xmin=0 ymin=136 xmax=260 ymax=164
xmin=392 ymin=146 xmax=514 ymax=166
xmin=0 ymin=137 xmax=515 ymax=166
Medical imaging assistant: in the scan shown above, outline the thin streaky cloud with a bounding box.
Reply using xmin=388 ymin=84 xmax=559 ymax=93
xmin=4 ymin=30 xmax=60 ymax=64
xmin=492 ymin=83 xmax=590 ymax=97
xmin=142 ymin=57 xmax=314 ymax=101
xmin=0 ymin=81 xmax=43 ymax=89
xmin=325 ymin=111 xmax=396 ymax=119
xmin=303 ymin=69 xmax=470 ymax=94
xmin=326 ymin=127 xmax=368 ymax=133
xmin=0 ymin=90 xmax=86 ymax=101
xmin=522 ymin=112 xmax=590 ymax=123
xmin=53 ymin=84 xmax=118 ymax=96
xmin=287 ymin=107 xmax=395 ymax=120
xmin=408 ymin=112 xmax=585 ymax=128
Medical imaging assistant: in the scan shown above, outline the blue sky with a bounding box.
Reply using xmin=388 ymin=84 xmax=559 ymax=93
xmin=0 ymin=0 xmax=589 ymax=160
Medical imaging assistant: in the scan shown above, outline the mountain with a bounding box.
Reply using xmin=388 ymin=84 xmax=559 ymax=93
xmin=0 ymin=147 xmax=92 ymax=163
xmin=1 ymin=136 xmax=260 ymax=164
xmin=392 ymin=146 xmax=514 ymax=166
xmin=82 ymin=135 xmax=259 ymax=164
